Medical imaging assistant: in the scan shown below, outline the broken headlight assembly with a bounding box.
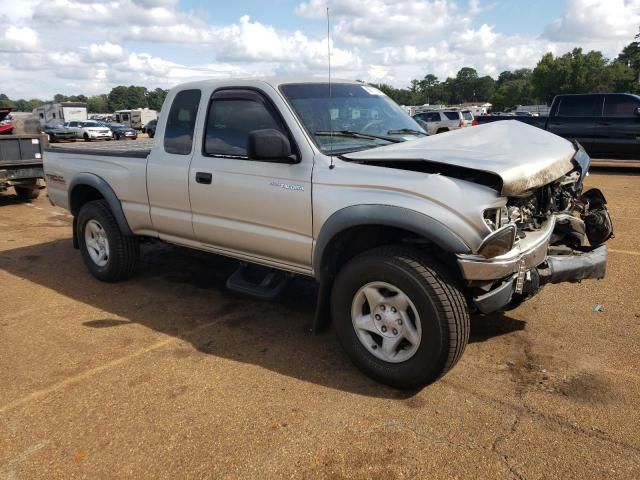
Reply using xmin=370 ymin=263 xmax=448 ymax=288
xmin=477 ymin=224 xmax=517 ymax=259
xmin=483 ymin=206 xmax=509 ymax=230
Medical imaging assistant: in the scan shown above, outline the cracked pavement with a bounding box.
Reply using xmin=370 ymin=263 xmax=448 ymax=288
xmin=1 ymin=169 xmax=639 ymax=479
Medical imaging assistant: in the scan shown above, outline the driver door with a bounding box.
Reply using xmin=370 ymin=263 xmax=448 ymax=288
xmin=188 ymin=88 xmax=313 ymax=271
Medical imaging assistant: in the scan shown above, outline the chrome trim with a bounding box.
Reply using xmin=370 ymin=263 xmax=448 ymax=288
xmin=457 ymin=216 xmax=556 ymax=280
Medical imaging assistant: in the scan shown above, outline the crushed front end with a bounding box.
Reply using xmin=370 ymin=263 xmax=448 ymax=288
xmin=456 ymin=146 xmax=614 ymax=314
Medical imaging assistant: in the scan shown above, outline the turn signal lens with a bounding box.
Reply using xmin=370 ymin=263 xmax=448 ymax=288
xmin=477 ymin=224 xmax=516 ymax=259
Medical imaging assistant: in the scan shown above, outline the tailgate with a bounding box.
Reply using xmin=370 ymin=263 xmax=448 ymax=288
xmin=0 ymin=135 xmax=43 ymax=167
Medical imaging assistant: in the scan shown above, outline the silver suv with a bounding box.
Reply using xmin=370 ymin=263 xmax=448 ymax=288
xmin=413 ymin=110 xmax=470 ymax=134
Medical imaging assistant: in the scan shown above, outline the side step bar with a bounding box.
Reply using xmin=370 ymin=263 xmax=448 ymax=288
xmin=226 ymin=264 xmax=291 ymax=300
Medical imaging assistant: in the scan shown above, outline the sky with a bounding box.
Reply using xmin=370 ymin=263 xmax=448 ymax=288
xmin=0 ymin=0 xmax=638 ymax=99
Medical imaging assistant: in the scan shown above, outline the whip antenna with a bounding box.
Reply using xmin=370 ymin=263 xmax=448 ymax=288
xmin=327 ymin=5 xmax=335 ymax=169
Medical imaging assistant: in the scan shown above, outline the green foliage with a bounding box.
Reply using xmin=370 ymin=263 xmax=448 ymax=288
xmin=107 ymin=85 xmax=149 ymax=111
xmin=0 ymin=93 xmax=15 ymax=108
xmin=87 ymin=94 xmax=109 ymax=113
xmin=376 ymin=41 xmax=639 ymax=110
xmin=146 ymin=88 xmax=169 ymax=111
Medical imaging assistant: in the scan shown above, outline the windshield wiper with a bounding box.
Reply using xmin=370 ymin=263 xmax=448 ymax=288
xmin=314 ymin=130 xmax=403 ymax=143
xmin=386 ymin=128 xmax=428 ymax=136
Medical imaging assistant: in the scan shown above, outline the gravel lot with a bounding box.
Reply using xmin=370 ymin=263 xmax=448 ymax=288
xmin=0 ymin=169 xmax=639 ymax=479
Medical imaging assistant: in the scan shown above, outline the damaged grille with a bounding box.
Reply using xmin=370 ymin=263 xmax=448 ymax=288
xmin=507 ymin=170 xmax=582 ymax=236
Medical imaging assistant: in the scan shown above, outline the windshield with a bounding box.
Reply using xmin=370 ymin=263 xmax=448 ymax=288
xmin=280 ymin=83 xmax=425 ymax=154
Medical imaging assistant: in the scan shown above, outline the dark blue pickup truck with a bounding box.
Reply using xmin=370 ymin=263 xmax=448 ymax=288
xmin=477 ymin=93 xmax=640 ymax=158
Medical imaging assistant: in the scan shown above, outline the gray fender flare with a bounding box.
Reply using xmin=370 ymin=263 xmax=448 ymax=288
xmin=68 ymin=173 xmax=133 ymax=236
xmin=312 ymin=204 xmax=471 ymax=278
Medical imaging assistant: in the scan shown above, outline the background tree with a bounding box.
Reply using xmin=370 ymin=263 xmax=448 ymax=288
xmin=87 ymin=94 xmax=109 ymax=113
xmin=107 ymin=85 xmax=149 ymax=111
xmin=146 ymin=88 xmax=168 ymax=111
xmin=0 ymin=94 xmax=16 ymax=108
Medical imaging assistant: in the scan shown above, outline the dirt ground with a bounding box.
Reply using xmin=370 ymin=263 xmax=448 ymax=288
xmin=0 ymin=169 xmax=639 ymax=479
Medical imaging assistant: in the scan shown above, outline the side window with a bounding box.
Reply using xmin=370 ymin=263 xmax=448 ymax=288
xmin=557 ymin=96 xmax=602 ymax=117
xmin=204 ymin=91 xmax=287 ymax=158
xmin=164 ymin=89 xmax=201 ymax=155
xmin=426 ymin=112 xmax=440 ymax=122
xmin=443 ymin=111 xmax=460 ymax=120
xmin=603 ymin=95 xmax=640 ymax=117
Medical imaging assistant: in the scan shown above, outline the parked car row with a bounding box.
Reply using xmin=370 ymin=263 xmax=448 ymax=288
xmin=43 ymin=120 xmax=140 ymax=142
xmin=412 ymin=109 xmax=477 ymax=135
xmin=142 ymin=119 xmax=157 ymax=138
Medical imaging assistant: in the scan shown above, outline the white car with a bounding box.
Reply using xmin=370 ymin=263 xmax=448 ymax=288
xmin=63 ymin=121 xmax=113 ymax=142
xmin=413 ymin=110 xmax=471 ymax=134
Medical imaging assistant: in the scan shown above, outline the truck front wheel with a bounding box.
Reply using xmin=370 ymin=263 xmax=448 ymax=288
xmin=331 ymin=246 xmax=469 ymax=388
xmin=77 ymin=200 xmax=139 ymax=282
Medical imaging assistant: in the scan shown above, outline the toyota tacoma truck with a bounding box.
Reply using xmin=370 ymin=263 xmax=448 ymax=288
xmin=43 ymin=79 xmax=613 ymax=388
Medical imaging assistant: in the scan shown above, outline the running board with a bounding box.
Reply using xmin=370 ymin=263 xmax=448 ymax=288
xmin=226 ymin=264 xmax=291 ymax=300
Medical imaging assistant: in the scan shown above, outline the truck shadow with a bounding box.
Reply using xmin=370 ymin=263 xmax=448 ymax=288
xmin=0 ymin=237 xmax=525 ymax=398
xmin=0 ymin=191 xmax=23 ymax=206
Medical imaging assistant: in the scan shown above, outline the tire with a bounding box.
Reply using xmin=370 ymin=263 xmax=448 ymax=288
xmin=83 ymin=133 xmax=90 ymax=142
xmin=436 ymin=128 xmax=449 ymax=134
xmin=148 ymin=130 xmax=154 ymax=139
xmin=77 ymin=200 xmax=139 ymax=282
xmin=115 ymin=133 xmax=120 ymax=140
xmin=331 ymin=246 xmax=469 ymax=389
xmin=14 ymin=185 xmax=40 ymax=201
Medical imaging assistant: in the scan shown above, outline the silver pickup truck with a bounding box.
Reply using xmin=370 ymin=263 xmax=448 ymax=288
xmin=44 ymin=78 xmax=613 ymax=388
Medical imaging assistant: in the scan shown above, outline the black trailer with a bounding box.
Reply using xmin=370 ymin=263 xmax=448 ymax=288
xmin=0 ymin=132 xmax=45 ymax=200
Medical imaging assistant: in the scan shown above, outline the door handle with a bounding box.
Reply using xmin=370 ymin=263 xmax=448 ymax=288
xmin=195 ymin=172 xmax=212 ymax=184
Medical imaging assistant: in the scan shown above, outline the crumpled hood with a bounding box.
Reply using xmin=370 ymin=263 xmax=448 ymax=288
xmin=343 ymin=121 xmax=577 ymax=196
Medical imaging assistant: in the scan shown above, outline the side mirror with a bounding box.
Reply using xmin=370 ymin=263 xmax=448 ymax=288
xmin=248 ymin=129 xmax=297 ymax=163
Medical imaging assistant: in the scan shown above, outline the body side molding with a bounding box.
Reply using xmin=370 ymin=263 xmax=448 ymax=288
xmin=312 ymin=204 xmax=471 ymax=277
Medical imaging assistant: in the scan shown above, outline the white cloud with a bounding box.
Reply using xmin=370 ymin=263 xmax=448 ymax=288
xmin=1 ymin=26 xmax=38 ymax=52
xmin=544 ymin=0 xmax=640 ymax=42
xmin=86 ymin=42 xmax=125 ymax=62
xmin=0 ymin=0 xmax=637 ymax=99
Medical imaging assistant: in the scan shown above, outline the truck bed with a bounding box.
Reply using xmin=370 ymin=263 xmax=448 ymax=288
xmin=45 ymin=138 xmax=153 ymax=158
xmin=475 ymin=115 xmax=547 ymax=129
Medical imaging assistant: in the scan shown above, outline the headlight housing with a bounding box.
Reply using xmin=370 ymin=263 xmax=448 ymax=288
xmin=477 ymin=224 xmax=516 ymax=258
xmin=483 ymin=206 xmax=509 ymax=230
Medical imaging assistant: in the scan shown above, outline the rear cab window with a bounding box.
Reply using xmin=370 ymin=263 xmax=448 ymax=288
xmin=164 ymin=89 xmax=202 ymax=155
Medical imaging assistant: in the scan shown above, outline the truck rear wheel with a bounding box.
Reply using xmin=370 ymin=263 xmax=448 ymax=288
xmin=331 ymin=246 xmax=469 ymax=388
xmin=14 ymin=185 xmax=40 ymax=201
xmin=77 ymin=200 xmax=139 ymax=282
